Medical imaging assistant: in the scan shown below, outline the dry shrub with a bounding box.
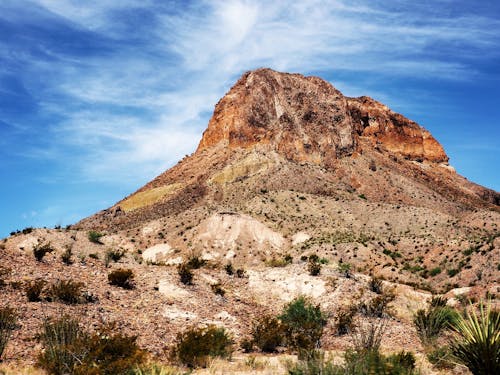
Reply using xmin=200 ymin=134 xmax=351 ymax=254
xmin=108 ymin=268 xmax=134 ymax=289
xmin=251 ymin=315 xmax=284 ymax=353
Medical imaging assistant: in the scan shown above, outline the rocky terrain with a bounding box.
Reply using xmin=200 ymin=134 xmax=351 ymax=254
xmin=1 ymin=68 xmax=498 ymax=374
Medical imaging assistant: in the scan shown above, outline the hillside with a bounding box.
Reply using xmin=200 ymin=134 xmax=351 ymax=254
xmin=1 ymin=68 xmax=498 ymax=374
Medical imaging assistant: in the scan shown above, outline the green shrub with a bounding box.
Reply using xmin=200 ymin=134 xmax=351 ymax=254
xmin=88 ymin=230 xmax=104 ymax=244
xmin=36 ymin=315 xmax=86 ymax=374
xmin=450 ymin=301 xmax=500 ymax=375
xmin=429 ymin=267 xmax=442 ymax=277
xmin=0 ymin=307 xmax=16 ymax=360
xmin=251 ymin=315 xmax=284 ymax=353
xmin=338 ymin=262 xmax=352 ymax=278
xmin=177 ymin=263 xmax=193 ymax=285
xmin=413 ymin=304 xmax=458 ymax=343
xmin=170 ymin=325 xmax=233 ymax=368
xmin=279 ymin=296 xmax=327 ymax=352
xmin=447 ymin=268 xmax=459 ymax=277
xmin=105 ymin=249 xmax=125 ymax=265
xmin=341 ymin=349 xmax=417 ymax=375
xmin=25 ymin=279 xmax=46 ymax=302
xmin=426 ymin=346 xmax=455 ymax=370
xmin=33 ymin=241 xmax=54 ymax=261
xmin=37 ymin=315 xmax=146 ymax=375
xmin=48 ymin=280 xmax=84 ymax=304
xmin=287 ymin=350 xmax=337 ymax=375
xmin=108 ymin=268 xmax=134 ymax=289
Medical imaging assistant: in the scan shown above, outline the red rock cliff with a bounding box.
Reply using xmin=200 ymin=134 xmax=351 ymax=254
xmin=197 ymin=68 xmax=448 ymax=165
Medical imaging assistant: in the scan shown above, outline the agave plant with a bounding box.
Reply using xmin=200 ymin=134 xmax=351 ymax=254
xmin=450 ymin=301 xmax=500 ymax=375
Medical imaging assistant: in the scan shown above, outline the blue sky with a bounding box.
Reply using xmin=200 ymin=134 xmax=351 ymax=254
xmin=1 ymin=0 xmax=499 ymax=237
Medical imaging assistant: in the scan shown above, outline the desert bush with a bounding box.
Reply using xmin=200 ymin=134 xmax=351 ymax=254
xmin=358 ymin=290 xmax=395 ymax=318
xmin=414 ymin=304 xmax=458 ymax=343
xmin=0 ymin=307 xmax=16 ymax=360
xmin=88 ymin=230 xmax=104 ymax=244
xmin=211 ymin=282 xmax=225 ymax=297
xmin=429 ymin=267 xmax=442 ymax=277
xmin=287 ymin=349 xmax=337 ymax=375
xmin=279 ymin=296 xmax=327 ymax=352
xmin=108 ymin=268 xmax=134 ymax=289
xmin=36 ymin=315 xmax=86 ymax=374
xmin=334 ymin=307 xmax=356 ymax=335
xmin=186 ymin=255 xmax=206 ymax=269
xmin=251 ymin=315 xmax=284 ymax=353
xmin=105 ymin=249 xmax=125 ymax=266
xmin=170 ymin=325 xmax=233 ymax=368
xmin=369 ymin=276 xmax=383 ymax=294
xmin=429 ymin=296 xmax=448 ymax=308
xmin=177 ymin=263 xmax=193 ymax=285
xmin=352 ymin=319 xmax=387 ymax=353
xmin=224 ymin=263 xmax=234 ymax=275
xmin=61 ymin=245 xmax=73 ymax=265
xmin=341 ymin=349 xmax=417 ymax=375
xmin=48 ymin=280 xmax=84 ymax=304
xmin=0 ymin=267 xmax=11 ymax=288
xmin=266 ymin=256 xmax=292 ymax=267
xmin=450 ymin=301 xmax=500 ymax=375
xmin=307 ymin=260 xmax=321 ymax=276
xmin=25 ymin=279 xmax=46 ymax=302
xmin=426 ymin=346 xmax=455 ymax=370
xmin=33 ymin=241 xmax=54 ymax=261
xmin=236 ymin=268 xmax=246 ymax=278
xmin=338 ymin=262 xmax=352 ymax=278
xmin=37 ymin=315 xmax=146 ymax=375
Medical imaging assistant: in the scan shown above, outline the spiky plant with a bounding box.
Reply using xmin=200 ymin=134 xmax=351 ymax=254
xmin=450 ymin=301 xmax=500 ymax=375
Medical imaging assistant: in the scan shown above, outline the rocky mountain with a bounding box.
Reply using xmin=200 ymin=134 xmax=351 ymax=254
xmin=1 ymin=68 xmax=498 ymax=373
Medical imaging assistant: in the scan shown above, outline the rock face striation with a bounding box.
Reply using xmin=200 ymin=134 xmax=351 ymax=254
xmin=76 ymin=68 xmax=498 ymax=231
xmin=197 ymin=68 xmax=448 ymax=167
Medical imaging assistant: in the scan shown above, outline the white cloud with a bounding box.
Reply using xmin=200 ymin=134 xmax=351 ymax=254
xmin=19 ymin=0 xmax=500 ymax=186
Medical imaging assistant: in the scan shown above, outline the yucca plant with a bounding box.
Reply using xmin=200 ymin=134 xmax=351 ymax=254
xmin=450 ymin=301 xmax=500 ymax=375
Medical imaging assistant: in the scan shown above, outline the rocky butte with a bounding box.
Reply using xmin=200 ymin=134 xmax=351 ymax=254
xmin=1 ymin=68 xmax=499 ymax=373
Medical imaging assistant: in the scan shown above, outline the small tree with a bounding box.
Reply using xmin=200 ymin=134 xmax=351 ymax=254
xmin=279 ymin=296 xmax=327 ymax=352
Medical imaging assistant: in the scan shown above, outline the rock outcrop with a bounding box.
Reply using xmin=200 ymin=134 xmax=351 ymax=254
xmin=197 ymin=68 xmax=448 ymax=166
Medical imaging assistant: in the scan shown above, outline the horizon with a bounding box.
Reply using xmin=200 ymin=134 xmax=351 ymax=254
xmin=1 ymin=1 xmax=500 ymax=237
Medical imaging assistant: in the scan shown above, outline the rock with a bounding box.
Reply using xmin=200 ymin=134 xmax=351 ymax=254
xmin=142 ymin=243 xmax=174 ymax=263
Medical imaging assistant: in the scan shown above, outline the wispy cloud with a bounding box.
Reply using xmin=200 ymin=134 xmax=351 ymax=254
xmin=3 ymin=0 xmax=500 ymax=187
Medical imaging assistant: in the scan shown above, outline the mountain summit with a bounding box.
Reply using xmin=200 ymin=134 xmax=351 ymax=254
xmin=198 ymin=68 xmax=447 ymax=165
xmin=77 ymin=68 xmax=497 ymax=231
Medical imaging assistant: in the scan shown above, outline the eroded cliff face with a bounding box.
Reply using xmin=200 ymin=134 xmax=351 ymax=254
xmin=197 ymin=68 xmax=448 ymax=166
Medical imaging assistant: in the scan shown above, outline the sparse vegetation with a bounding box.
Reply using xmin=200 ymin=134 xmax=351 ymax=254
xmin=108 ymin=268 xmax=134 ymax=289
xmin=25 ymin=279 xmax=46 ymax=302
xmin=170 ymin=325 xmax=233 ymax=368
xmin=250 ymin=315 xmax=284 ymax=353
xmin=37 ymin=315 xmax=145 ymax=374
xmin=334 ymin=307 xmax=356 ymax=336
xmin=105 ymin=248 xmax=125 ymax=266
xmin=307 ymin=259 xmax=321 ymax=276
xmin=61 ymin=245 xmax=73 ymax=265
xmin=211 ymin=282 xmax=225 ymax=296
xmin=88 ymin=230 xmax=104 ymax=244
xmin=358 ymin=289 xmax=395 ymax=318
xmin=413 ymin=298 xmax=458 ymax=343
xmin=369 ymin=276 xmax=383 ymax=294
xmin=450 ymin=301 xmax=500 ymax=375
xmin=177 ymin=263 xmax=193 ymax=285
xmin=338 ymin=262 xmax=352 ymax=278
xmin=33 ymin=241 xmax=54 ymax=261
xmin=279 ymin=296 xmax=327 ymax=352
xmin=47 ymin=280 xmax=84 ymax=304
xmin=0 ymin=307 xmax=16 ymax=361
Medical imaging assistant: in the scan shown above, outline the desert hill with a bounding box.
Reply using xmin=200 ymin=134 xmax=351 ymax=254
xmin=0 ymin=68 xmax=498 ymax=374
